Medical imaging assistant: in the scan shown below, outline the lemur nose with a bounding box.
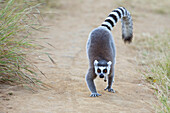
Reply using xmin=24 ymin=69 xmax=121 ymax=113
xmin=99 ymin=74 xmax=104 ymax=78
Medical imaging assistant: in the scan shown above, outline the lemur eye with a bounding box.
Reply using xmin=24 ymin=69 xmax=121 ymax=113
xmin=97 ymin=68 xmax=101 ymax=73
xmin=103 ymin=69 xmax=107 ymax=73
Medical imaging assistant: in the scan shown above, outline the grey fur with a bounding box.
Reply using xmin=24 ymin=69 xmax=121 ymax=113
xmin=121 ymin=10 xmax=133 ymax=43
xmin=86 ymin=7 xmax=133 ymax=97
xmin=97 ymin=60 xmax=109 ymax=66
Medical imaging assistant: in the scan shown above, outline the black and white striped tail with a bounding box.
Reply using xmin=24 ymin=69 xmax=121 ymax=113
xmin=101 ymin=7 xmax=133 ymax=43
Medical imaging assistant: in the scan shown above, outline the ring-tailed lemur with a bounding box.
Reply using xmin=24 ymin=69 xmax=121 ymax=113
xmin=86 ymin=7 xmax=133 ymax=97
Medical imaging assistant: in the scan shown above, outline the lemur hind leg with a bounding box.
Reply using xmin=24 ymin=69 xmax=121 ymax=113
xmin=104 ymin=72 xmax=115 ymax=93
xmin=86 ymin=69 xmax=101 ymax=97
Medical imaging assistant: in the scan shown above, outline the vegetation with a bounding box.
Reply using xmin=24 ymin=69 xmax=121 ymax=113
xmin=0 ymin=0 xmax=169 ymax=112
xmin=136 ymin=32 xmax=170 ymax=112
xmin=0 ymin=0 xmax=44 ymax=86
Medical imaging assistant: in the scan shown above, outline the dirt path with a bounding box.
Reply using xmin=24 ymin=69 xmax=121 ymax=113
xmin=1 ymin=0 xmax=169 ymax=112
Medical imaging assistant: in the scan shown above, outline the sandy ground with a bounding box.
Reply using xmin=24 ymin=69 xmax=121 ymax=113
xmin=1 ymin=0 xmax=170 ymax=113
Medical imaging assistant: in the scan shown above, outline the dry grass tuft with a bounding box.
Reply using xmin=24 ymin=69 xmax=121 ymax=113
xmin=0 ymin=0 xmax=44 ymax=88
xmin=135 ymin=32 xmax=170 ymax=112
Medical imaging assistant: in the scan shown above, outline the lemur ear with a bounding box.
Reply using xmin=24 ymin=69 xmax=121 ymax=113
xmin=107 ymin=61 xmax=112 ymax=66
xmin=94 ymin=60 xmax=98 ymax=66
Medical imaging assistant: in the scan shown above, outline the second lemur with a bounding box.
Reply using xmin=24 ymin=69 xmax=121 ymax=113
xmin=86 ymin=7 xmax=133 ymax=97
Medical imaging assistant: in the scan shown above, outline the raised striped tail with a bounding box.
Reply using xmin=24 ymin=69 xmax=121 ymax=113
xmin=101 ymin=7 xmax=133 ymax=43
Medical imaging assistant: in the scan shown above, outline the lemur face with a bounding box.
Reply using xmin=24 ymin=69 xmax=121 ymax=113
xmin=94 ymin=60 xmax=112 ymax=81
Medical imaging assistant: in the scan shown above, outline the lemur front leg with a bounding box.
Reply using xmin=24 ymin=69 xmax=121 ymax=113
xmin=104 ymin=74 xmax=115 ymax=93
xmin=86 ymin=69 xmax=101 ymax=97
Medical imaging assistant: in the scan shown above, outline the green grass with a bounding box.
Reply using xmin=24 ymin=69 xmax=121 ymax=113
xmin=0 ymin=0 xmax=44 ymax=87
xmin=136 ymin=32 xmax=170 ymax=112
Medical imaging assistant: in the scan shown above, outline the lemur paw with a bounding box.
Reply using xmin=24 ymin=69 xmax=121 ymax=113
xmin=90 ymin=93 xmax=101 ymax=97
xmin=104 ymin=87 xmax=115 ymax=93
